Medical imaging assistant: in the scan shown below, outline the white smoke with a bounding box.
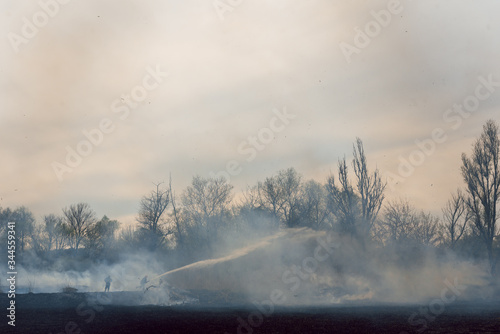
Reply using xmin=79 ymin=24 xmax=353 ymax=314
xmin=145 ymin=228 xmax=493 ymax=305
xmin=4 ymin=228 xmax=495 ymax=307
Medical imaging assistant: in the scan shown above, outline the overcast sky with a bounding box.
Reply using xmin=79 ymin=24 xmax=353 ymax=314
xmin=1 ymin=0 xmax=499 ymax=226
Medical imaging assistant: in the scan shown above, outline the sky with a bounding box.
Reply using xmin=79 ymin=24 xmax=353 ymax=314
xmin=1 ymin=0 xmax=500 ymax=227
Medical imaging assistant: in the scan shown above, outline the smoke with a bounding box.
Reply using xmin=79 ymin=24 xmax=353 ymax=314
xmin=1 ymin=226 xmax=495 ymax=308
xmin=144 ymin=228 xmax=494 ymax=305
xmin=6 ymin=250 xmax=166 ymax=295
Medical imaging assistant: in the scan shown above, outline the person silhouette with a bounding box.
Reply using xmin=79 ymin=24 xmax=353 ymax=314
xmin=140 ymin=275 xmax=148 ymax=291
xmin=104 ymin=275 xmax=112 ymax=292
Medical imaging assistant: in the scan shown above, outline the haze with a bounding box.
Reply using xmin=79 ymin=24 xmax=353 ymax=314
xmin=1 ymin=0 xmax=500 ymax=225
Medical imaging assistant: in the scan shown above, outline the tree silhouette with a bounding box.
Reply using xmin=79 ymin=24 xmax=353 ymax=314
xmin=62 ymin=203 xmax=97 ymax=251
xmin=137 ymin=182 xmax=171 ymax=250
xmin=353 ymin=138 xmax=386 ymax=236
xmin=461 ymin=119 xmax=500 ymax=275
xmin=442 ymin=189 xmax=470 ymax=249
xmin=182 ymin=176 xmax=233 ymax=253
xmin=258 ymin=168 xmax=302 ymax=227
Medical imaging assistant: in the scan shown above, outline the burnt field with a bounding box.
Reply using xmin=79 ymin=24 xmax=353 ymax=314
xmin=1 ymin=292 xmax=500 ymax=334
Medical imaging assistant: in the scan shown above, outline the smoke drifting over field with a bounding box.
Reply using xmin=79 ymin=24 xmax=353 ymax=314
xmin=6 ymin=252 xmax=163 ymax=294
xmin=147 ymin=228 xmax=491 ymax=305
xmin=5 ymin=228 xmax=493 ymax=307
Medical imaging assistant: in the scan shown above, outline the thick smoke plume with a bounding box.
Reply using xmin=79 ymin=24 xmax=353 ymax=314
xmin=144 ymin=228 xmax=492 ymax=305
xmin=1 ymin=227 xmax=495 ymax=308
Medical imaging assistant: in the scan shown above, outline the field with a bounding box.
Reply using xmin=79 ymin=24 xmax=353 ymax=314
xmin=1 ymin=292 xmax=500 ymax=334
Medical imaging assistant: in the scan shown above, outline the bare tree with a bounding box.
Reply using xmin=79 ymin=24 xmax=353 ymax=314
xmin=118 ymin=225 xmax=137 ymax=248
xmin=54 ymin=221 xmax=72 ymax=250
xmin=240 ymin=185 xmax=261 ymax=211
xmin=31 ymin=217 xmax=71 ymax=257
xmin=37 ymin=217 xmax=71 ymax=251
xmin=30 ymin=224 xmax=48 ymax=256
xmin=62 ymin=203 xmax=97 ymax=251
xmin=461 ymin=119 xmax=500 ymax=275
xmin=230 ymin=185 xmax=279 ymax=237
xmin=326 ymin=158 xmax=360 ymax=235
xmin=442 ymin=189 xmax=470 ymax=249
xmin=85 ymin=215 xmax=120 ymax=257
xmin=415 ymin=211 xmax=441 ymax=246
xmin=0 ymin=207 xmax=13 ymax=236
xmin=12 ymin=206 xmax=35 ymax=253
xmin=169 ymin=175 xmax=184 ymax=249
xmin=325 ymin=138 xmax=386 ymax=241
xmin=137 ymin=182 xmax=171 ymax=250
xmin=182 ymin=176 xmax=233 ymax=252
xmin=43 ymin=214 xmax=64 ymax=251
xmin=379 ymin=199 xmax=418 ymax=244
xmin=378 ymin=199 xmax=440 ymax=246
xmin=298 ymin=180 xmax=329 ymax=230
xmin=352 ymin=138 xmax=386 ymax=236
xmin=258 ymin=167 xmax=302 ymax=227
xmin=0 ymin=208 xmax=14 ymax=252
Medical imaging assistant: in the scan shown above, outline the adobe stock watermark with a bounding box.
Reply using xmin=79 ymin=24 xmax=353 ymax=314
xmin=213 ymin=0 xmax=244 ymax=21
xmin=226 ymin=231 xmax=340 ymax=334
xmin=7 ymin=0 xmax=72 ymax=54
xmin=400 ymin=277 xmax=466 ymax=334
xmin=209 ymin=107 xmax=295 ymax=182
xmin=51 ymin=65 xmax=169 ymax=182
xmin=339 ymin=0 xmax=405 ymax=64
xmin=6 ymin=221 xmax=16 ymax=327
xmin=386 ymin=74 xmax=499 ymax=187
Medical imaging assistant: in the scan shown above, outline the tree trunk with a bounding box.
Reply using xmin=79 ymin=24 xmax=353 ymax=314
xmin=487 ymin=241 xmax=497 ymax=276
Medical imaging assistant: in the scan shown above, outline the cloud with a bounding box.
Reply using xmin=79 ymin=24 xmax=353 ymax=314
xmin=1 ymin=0 xmax=500 ymax=224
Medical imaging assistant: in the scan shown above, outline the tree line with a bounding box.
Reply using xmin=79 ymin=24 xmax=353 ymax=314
xmin=1 ymin=120 xmax=498 ymax=276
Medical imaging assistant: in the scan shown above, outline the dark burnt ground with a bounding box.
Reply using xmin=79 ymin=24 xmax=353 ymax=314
xmin=1 ymin=293 xmax=500 ymax=334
